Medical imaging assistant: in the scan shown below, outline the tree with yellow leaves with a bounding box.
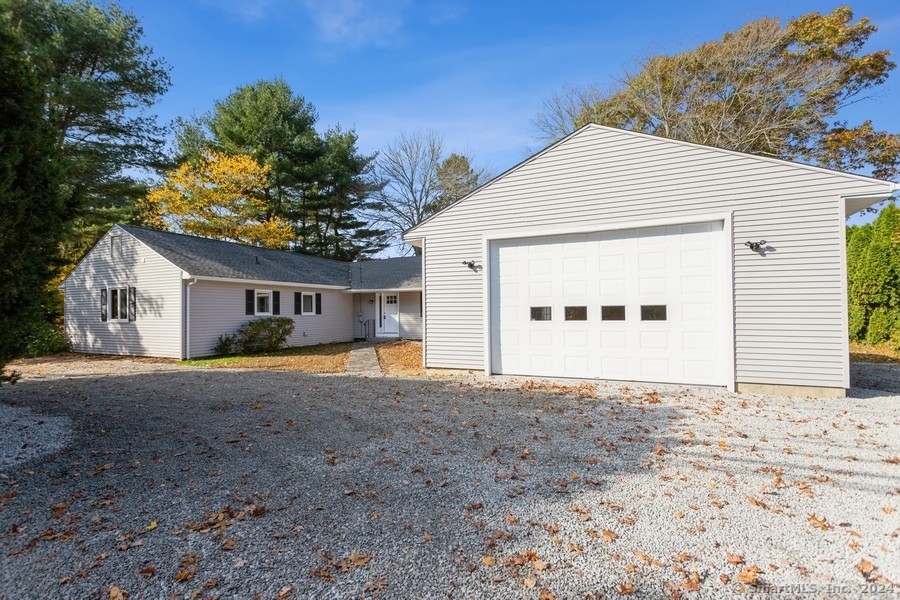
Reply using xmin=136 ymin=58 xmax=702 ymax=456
xmin=139 ymin=152 xmax=295 ymax=249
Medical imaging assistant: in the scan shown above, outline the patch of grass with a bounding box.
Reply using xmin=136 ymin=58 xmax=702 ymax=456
xmin=183 ymin=342 xmax=352 ymax=373
xmin=850 ymin=341 xmax=900 ymax=364
xmin=376 ymin=340 xmax=424 ymax=376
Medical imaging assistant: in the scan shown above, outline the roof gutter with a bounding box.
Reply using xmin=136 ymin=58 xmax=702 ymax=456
xmin=180 ymin=273 xmax=349 ymax=290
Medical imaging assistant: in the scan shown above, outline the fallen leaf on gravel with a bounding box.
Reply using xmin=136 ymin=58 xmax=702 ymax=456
xmin=364 ymin=579 xmax=387 ymax=592
xmin=523 ymin=577 xmax=537 ymax=588
xmin=856 ymin=559 xmax=877 ymax=581
xmin=747 ymin=497 xmax=768 ymax=510
xmin=634 ymin=550 xmax=662 ymax=567
xmin=51 ymin=502 xmax=68 ymax=519
xmin=883 ymin=506 xmax=895 ymax=514
xmin=275 ymin=586 xmax=292 ymax=599
xmin=109 ymin=586 xmax=126 ymax=600
xmin=736 ymin=565 xmax=762 ymax=585
xmin=234 ymin=559 xmax=247 ymax=569
xmin=884 ymin=456 xmax=900 ymax=464
xmin=720 ymin=574 xmax=730 ymax=584
xmin=140 ymin=520 xmax=157 ymax=534
xmin=221 ymin=538 xmax=236 ymax=551
xmin=674 ymin=510 xmax=684 ymax=519
xmin=422 ymin=532 xmax=432 ymax=542
xmin=91 ymin=463 xmax=113 ymax=476
xmin=248 ymin=504 xmax=266 ymax=517
xmin=538 ymin=588 xmax=555 ymax=600
xmin=568 ymin=543 xmax=583 ymax=554
xmin=534 ymin=558 xmax=549 ymax=571
xmin=807 ymin=513 xmax=833 ymax=531
xmin=348 ymin=552 xmax=371 ymax=567
xmin=59 ymin=577 xmax=71 ymax=585
xmin=618 ymin=582 xmax=635 ymax=595
xmin=482 ymin=556 xmax=496 ymax=566
xmin=727 ymin=553 xmax=744 ymax=565
xmin=173 ymin=553 xmax=200 ymax=582
xmin=602 ymin=529 xmax=618 ymax=542
xmin=138 ymin=566 xmax=156 ymax=578
xmin=465 ymin=502 xmax=484 ymax=511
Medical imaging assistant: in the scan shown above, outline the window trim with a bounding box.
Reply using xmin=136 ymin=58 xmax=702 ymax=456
xmin=255 ymin=289 xmax=273 ymax=316
xmin=300 ymin=292 xmax=315 ymax=315
xmin=108 ymin=287 xmax=129 ymax=322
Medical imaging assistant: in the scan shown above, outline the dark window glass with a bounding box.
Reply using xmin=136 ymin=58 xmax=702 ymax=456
xmin=601 ymin=305 xmax=626 ymax=321
xmin=530 ymin=306 xmax=551 ymax=321
xmin=641 ymin=305 xmax=667 ymax=321
xmin=565 ymin=306 xmax=587 ymax=321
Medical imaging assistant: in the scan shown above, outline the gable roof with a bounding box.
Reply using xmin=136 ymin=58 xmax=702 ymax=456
xmin=350 ymin=256 xmax=422 ymax=291
xmin=404 ymin=124 xmax=897 ymax=237
xmin=119 ymin=225 xmax=351 ymax=287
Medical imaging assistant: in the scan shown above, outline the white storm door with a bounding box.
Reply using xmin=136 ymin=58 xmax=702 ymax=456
xmin=378 ymin=293 xmax=400 ymax=336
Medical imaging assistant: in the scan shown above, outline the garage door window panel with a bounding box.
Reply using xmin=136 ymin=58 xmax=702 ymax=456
xmin=641 ymin=305 xmax=667 ymax=321
xmin=530 ymin=307 xmax=552 ymax=321
xmin=564 ymin=306 xmax=587 ymax=321
xmin=601 ymin=305 xmax=626 ymax=321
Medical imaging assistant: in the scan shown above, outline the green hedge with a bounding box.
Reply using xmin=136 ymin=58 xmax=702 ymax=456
xmin=847 ymin=202 xmax=900 ymax=350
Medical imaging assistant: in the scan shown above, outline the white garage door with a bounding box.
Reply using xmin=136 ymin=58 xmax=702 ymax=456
xmin=489 ymin=222 xmax=729 ymax=385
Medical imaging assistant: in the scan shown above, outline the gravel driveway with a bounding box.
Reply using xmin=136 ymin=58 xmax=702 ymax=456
xmin=1 ymin=358 xmax=898 ymax=599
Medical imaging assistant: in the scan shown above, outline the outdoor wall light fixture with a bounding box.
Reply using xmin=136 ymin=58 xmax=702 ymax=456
xmin=462 ymin=260 xmax=477 ymax=270
xmin=744 ymin=240 xmax=767 ymax=251
xmin=368 ymin=299 xmax=374 ymax=304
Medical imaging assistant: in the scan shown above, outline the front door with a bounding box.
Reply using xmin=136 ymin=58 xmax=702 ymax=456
xmin=377 ymin=293 xmax=400 ymax=337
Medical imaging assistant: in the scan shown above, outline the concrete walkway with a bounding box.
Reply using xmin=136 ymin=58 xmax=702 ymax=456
xmin=345 ymin=341 xmax=383 ymax=376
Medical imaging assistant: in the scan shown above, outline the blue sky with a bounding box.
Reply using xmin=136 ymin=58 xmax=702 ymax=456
xmin=129 ymin=0 xmax=899 ymax=214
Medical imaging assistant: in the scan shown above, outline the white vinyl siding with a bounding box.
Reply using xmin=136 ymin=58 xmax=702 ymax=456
xmin=399 ymin=291 xmax=423 ymax=339
xmin=408 ymin=126 xmax=894 ymax=388
xmin=63 ymin=226 xmax=183 ymax=358
xmin=188 ymin=281 xmax=354 ymax=357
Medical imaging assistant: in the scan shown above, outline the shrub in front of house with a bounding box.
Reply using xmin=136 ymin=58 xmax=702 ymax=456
xmin=25 ymin=321 xmax=71 ymax=357
xmin=212 ymin=317 xmax=295 ymax=355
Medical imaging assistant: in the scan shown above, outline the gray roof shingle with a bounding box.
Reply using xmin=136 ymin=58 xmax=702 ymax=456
xmin=120 ymin=225 xmax=351 ymax=287
xmin=350 ymin=256 xmax=422 ymax=291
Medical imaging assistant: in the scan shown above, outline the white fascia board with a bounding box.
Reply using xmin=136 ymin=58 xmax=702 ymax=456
xmin=180 ymin=273 xmax=349 ymax=290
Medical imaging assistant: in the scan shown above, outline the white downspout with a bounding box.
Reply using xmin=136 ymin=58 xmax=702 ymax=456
xmin=186 ymin=278 xmax=197 ymax=359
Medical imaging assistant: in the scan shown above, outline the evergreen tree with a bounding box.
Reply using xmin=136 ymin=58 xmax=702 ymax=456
xmin=0 ymin=15 xmax=69 ymax=381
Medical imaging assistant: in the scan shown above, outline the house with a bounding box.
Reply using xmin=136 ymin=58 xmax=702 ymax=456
xmin=403 ymin=125 xmax=897 ymax=397
xmin=61 ymin=225 xmax=422 ymax=359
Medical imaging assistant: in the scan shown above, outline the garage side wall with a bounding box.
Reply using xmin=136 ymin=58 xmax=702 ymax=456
xmin=188 ymin=281 xmax=354 ymax=357
xmin=410 ymin=127 xmax=893 ymax=388
xmin=399 ymin=292 xmax=423 ymax=339
xmin=64 ymin=227 xmax=184 ymax=358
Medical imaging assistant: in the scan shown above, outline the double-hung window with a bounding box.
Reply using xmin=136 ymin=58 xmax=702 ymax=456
xmin=255 ymin=290 xmax=272 ymax=316
xmin=101 ymin=286 xmax=134 ymax=322
xmin=109 ymin=288 xmax=129 ymax=321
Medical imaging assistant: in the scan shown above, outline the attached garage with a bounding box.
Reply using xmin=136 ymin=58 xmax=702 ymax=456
xmin=489 ymin=221 xmax=730 ymax=385
xmin=404 ymin=125 xmax=897 ymax=397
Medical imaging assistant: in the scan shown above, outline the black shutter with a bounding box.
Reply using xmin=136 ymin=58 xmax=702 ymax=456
xmin=100 ymin=288 xmax=107 ymax=322
xmin=315 ymin=292 xmax=322 ymax=315
xmin=128 ymin=287 xmax=137 ymax=322
xmin=272 ymin=291 xmax=280 ymax=315
xmin=245 ymin=289 xmax=254 ymax=315
xmin=294 ymin=292 xmax=302 ymax=315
